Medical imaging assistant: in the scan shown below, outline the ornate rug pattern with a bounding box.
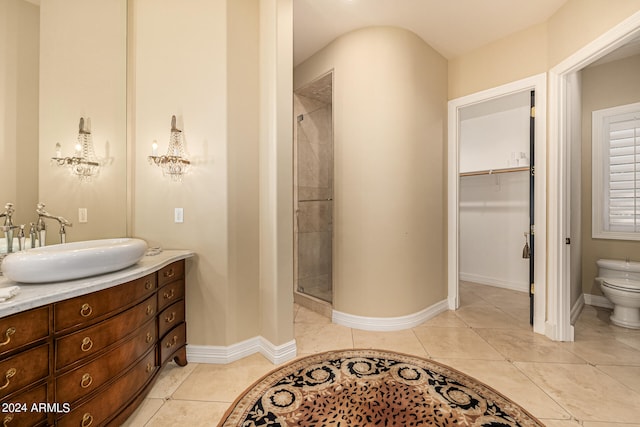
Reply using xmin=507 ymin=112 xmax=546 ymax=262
xmin=218 ymin=349 xmax=544 ymax=427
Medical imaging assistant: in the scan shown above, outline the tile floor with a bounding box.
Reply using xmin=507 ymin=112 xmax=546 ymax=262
xmin=124 ymin=282 xmax=640 ymax=426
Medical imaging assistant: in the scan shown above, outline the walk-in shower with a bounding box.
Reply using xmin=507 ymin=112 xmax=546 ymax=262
xmin=293 ymin=72 xmax=333 ymax=305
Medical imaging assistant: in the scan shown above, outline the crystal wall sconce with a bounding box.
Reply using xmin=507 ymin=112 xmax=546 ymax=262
xmin=148 ymin=115 xmax=190 ymax=181
xmin=51 ymin=117 xmax=100 ymax=181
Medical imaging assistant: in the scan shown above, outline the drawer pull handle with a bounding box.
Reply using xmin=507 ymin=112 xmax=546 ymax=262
xmin=0 ymin=368 xmax=16 ymax=391
xmin=81 ymin=413 xmax=93 ymax=427
xmin=80 ymin=373 xmax=93 ymax=389
xmin=3 ymin=414 xmax=13 ymax=427
xmin=144 ymin=280 xmax=153 ymax=290
xmin=146 ymin=362 xmax=153 ymax=373
xmin=146 ymin=332 xmax=153 ymax=343
xmin=165 ymin=312 xmax=176 ymax=323
xmin=0 ymin=327 xmax=16 ymax=347
xmin=146 ymin=305 xmax=154 ymax=316
xmin=81 ymin=337 xmax=93 ymax=352
xmin=163 ymin=268 xmax=175 ymax=279
xmin=165 ymin=335 xmax=178 ymax=349
xmin=163 ymin=289 xmax=175 ymax=300
xmin=80 ymin=303 xmax=93 ymax=317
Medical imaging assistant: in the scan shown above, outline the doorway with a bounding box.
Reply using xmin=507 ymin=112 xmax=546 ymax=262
xmin=293 ymin=72 xmax=334 ymax=307
xmin=458 ymin=90 xmax=534 ymax=323
xmin=548 ymin=14 xmax=640 ymax=341
xmin=448 ymin=73 xmax=547 ymax=336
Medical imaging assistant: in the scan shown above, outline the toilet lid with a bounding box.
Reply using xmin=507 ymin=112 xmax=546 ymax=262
xmin=602 ymin=278 xmax=640 ymax=292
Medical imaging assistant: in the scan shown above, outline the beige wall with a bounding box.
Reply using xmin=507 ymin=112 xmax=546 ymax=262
xmin=258 ymin=0 xmax=294 ymax=345
xmin=449 ymin=0 xmax=640 ymax=313
xmin=132 ymin=0 xmax=231 ymax=346
xmin=0 ymin=0 xmax=39 ymax=226
xmin=131 ymin=0 xmax=293 ymax=347
xmin=22 ymin=0 xmax=640 ymax=350
xmin=39 ymin=0 xmax=127 ymax=243
xmin=547 ymin=0 xmax=640 ymax=67
xmin=448 ymin=23 xmax=548 ymax=100
xmin=449 ymin=0 xmax=640 ymax=99
xmin=581 ymin=54 xmax=640 ymax=296
xmin=226 ymin=0 xmax=261 ymax=345
xmin=295 ymin=27 xmax=448 ymax=318
xmin=133 ymin=0 xmax=639 ymax=347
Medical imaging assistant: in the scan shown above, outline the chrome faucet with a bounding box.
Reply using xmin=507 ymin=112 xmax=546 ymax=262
xmin=36 ymin=203 xmax=72 ymax=245
xmin=29 ymin=223 xmax=38 ymax=248
xmin=1 ymin=203 xmax=18 ymax=253
xmin=0 ymin=203 xmax=14 ymax=225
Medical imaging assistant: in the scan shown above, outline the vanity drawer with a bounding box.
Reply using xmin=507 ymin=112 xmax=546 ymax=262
xmin=54 ymin=273 xmax=157 ymax=332
xmin=158 ymin=279 xmax=185 ymax=312
xmin=56 ymin=295 xmax=157 ymax=370
xmin=0 ymin=307 xmax=49 ymax=357
xmin=56 ymin=318 xmax=156 ymax=404
xmin=0 ymin=344 xmax=48 ymax=400
xmin=0 ymin=383 xmax=48 ymax=427
xmin=57 ymin=349 xmax=156 ymax=427
xmin=158 ymin=301 xmax=185 ymax=338
xmin=159 ymin=323 xmax=186 ymax=366
xmin=158 ymin=260 xmax=184 ymax=288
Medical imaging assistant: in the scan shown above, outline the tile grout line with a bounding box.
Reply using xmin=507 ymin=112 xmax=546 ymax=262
xmin=509 ymin=360 xmax=579 ymax=424
xmin=463 ymin=284 xmax=580 ymax=423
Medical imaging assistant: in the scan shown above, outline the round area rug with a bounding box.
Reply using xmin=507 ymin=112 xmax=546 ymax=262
xmin=218 ymin=349 xmax=544 ymax=427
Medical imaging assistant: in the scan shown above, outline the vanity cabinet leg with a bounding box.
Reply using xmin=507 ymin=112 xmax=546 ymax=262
xmin=173 ymin=347 xmax=187 ymax=366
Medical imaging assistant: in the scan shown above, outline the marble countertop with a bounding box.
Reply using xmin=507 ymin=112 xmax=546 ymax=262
xmin=0 ymin=249 xmax=194 ymax=318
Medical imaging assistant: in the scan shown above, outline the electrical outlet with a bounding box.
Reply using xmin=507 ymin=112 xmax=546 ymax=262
xmin=78 ymin=208 xmax=88 ymax=223
xmin=174 ymin=208 xmax=184 ymax=223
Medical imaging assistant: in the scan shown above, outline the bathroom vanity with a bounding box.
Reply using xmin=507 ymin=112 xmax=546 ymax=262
xmin=0 ymin=250 xmax=192 ymax=426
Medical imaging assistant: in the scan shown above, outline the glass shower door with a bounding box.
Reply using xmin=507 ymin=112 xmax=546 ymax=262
xmin=295 ymin=104 xmax=333 ymax=303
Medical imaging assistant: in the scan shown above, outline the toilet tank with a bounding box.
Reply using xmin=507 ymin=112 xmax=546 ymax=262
xmin=596 ymin=259 xmax=640 ymax=283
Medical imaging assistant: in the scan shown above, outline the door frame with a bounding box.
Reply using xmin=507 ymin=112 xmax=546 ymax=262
xmin=547 ymin=11 xmax=640 ymax=341
xmin=447 ymin=73 xmax=547 ymax=336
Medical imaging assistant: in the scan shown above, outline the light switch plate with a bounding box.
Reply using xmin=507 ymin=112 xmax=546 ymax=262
xmin=78 ymin=208 xmax=88 ymax=223
xmin=174 ymin=208 xmax=184 ymax=223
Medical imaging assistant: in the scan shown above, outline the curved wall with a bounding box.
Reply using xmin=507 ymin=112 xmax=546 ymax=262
xmin=294 ymin=26 xmax=448 ymax=318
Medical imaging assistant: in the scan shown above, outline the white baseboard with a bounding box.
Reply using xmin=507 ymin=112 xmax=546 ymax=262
xmin=584 ymin=293 xmax=614 ymax=309
xmin=570 ymin=293 xmax=585 ymax=325
xmin=332 ymin=299 xmax=449 ymax=331
xmin=258 ymin=337 xmax=298 ymax=364
xmin=186 ymin=337 xmax=297 ymax=365
xmin=459 ymin=273 xmax=528 ymax=293
xmin=448 ymin=295 xmax=457 ymax=310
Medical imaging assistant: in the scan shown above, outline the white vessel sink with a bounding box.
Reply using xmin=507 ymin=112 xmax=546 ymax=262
xmin=0 ymin=238 xmax=148 ymax=283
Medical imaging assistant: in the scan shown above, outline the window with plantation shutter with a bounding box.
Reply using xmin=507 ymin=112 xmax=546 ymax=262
xmin=592 ymin=102 xmax=640 ymax=240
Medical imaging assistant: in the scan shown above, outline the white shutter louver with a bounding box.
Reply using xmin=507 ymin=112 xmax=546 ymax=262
xmin=607 ymin=119 xmax=640 ymax=232
xmin=592 ymin=102 xmax=640 ymax=240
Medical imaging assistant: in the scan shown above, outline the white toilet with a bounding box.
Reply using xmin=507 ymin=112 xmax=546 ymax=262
xmin=596 ymin=259 xmax=640 ymax=329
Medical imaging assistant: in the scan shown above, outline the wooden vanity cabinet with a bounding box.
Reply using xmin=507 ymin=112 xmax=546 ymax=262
xmin=1 ymin=384 xmax=49 ymax=427
xmin=57 ymin=350 xmax=157 ymax=427
xmin=0 ymin=259 xmax=188 ymax=426
xmin=54 ymin=295 xmax=157 ymax=370
xmin=0 ymin=307 xmax=50 ymax=358
xmin=54 ymin=274 xmax=156 ymax=333
xmin=55 ymin=318 xmax=156 ymax=405
xmin=157 ymin=262 xmax=187 ymax=367
xmin=0 ymin=307 xmax=51 ymax=427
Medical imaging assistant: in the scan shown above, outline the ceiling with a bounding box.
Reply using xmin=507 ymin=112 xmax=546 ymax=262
xmin=293 ymin=0 xmax=569 ymax=66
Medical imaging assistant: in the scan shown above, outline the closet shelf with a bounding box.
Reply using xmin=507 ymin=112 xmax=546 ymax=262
xmin=459 ymin=166 xmax=530 ymax=177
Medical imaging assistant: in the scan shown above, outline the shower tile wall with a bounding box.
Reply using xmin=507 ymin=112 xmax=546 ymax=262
xmin=294 ymin=89 xmax=333 ymax=303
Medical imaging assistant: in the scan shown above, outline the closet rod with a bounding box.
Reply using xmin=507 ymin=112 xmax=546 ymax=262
xmin=459 ymin=166 xmax=529 ymax=177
